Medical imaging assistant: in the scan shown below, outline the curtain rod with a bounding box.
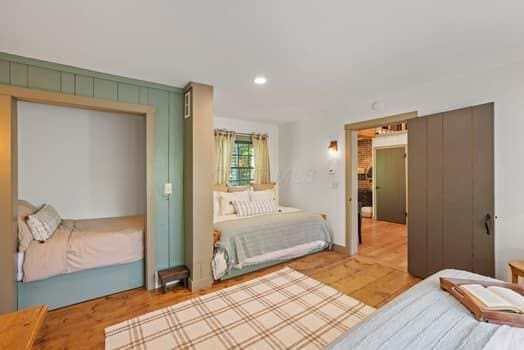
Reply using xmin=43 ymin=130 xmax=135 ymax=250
xmin=214 ymin=129 xmax=269 ymax=138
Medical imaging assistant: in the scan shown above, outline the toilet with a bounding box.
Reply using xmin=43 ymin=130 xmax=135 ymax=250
xmin=361 ymin=206 xmax=373 ymax=218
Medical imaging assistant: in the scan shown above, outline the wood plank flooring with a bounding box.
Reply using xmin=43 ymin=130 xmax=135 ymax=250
xmin=34 ymin=218 xmax=418 ymax=349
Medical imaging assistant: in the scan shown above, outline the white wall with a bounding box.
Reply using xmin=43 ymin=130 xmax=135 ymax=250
xmin=279 ymin=60 xmax=524 ymax=281
xmin=18 ymin=102 xmax=146 ymax=219
xmin=214 ymin=117 xmax=279 ymax=182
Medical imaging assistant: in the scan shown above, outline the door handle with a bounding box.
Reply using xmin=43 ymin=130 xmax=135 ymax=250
xmin=375 ymin=186 xmax=380 ymax=190
xmin=484 ymin=214 xmax=493 ymax=235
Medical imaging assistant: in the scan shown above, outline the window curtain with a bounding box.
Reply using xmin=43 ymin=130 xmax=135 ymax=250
xmin=252 ymin=134 xmax=271 ymax=184
xmin=214 ymin=130 xmax=236 ymax=185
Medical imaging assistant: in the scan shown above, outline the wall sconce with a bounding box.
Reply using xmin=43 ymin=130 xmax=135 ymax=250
xmin=328 ymin=140 xmax=338 ymax=156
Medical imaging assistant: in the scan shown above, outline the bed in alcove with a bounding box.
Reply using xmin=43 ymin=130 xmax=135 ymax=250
xmin=16 ymin=101 xmax=148 ymax=310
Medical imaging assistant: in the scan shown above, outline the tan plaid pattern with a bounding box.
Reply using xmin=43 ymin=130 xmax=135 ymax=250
xmin=105 ymin=267 xmax=375 ymax=350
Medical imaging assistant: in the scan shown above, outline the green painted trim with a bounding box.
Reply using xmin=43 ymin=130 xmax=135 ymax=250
xmin=169 ymin=91 xmax=185 ymax=266
xmin=3 ymin=51 xmax=185 ymax=292
xmin=18 ymin=261 xmax=144 ymax=310
xmin=0 ymin=60 xmax=10 ymax=84
xmin=27 ymin=66 xmax=61 ymax=92
xmin=60 ymin=72 xmax=75 ymax=94
xmin=10 ymin=62 xmax=28 ymax=87
xmin=0 ymin=52 xmax=183 ymax=94
xmin=93 ymin=78 xmax=118 ymax=100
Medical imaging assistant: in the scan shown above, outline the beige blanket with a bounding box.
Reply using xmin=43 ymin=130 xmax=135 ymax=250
xmin=23 ymin=215 xmax=144 ymax=282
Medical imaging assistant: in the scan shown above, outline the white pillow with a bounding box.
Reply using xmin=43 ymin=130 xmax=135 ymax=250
xmin=219 ymin=190 xmax=250 ymax=215
xmin=213 ymin=191 xmax=226 ymax=218
xmin=26 ymin=204 xmax=62 ymax=241
xmin=250 ymin=189 xmax=275 ymax=202
xmin=232 ymin=200 xmax=277 ymax=217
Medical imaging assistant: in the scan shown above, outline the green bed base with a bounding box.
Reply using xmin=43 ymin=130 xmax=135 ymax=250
xmin=18 ymin=260 xmax=144 ymax=310
xmin=219 ymin=247 xmax=328 ymax=280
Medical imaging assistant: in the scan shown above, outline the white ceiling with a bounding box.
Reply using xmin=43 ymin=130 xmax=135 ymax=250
xmin=2 ymin=1 xmax=524 ymax=123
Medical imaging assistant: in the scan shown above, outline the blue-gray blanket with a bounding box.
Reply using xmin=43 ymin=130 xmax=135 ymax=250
xmin=214 ymin=211 xmax=333 ymax=270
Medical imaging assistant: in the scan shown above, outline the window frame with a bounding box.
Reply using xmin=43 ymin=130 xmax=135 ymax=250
xmin=229 ymin=139 xmax=254 ymax=186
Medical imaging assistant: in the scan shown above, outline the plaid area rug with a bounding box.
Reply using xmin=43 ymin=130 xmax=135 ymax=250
xmin=105 ymin=267 xmax=375 ymax=350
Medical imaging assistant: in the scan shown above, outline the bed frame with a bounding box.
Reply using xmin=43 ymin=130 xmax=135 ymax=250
xmin=18 ymin=260 xmax=144 ymax=310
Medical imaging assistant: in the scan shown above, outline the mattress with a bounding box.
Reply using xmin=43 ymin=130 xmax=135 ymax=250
xmin=328 ymin=269 xmax=524 ymax=349
xmin=22 ymin=215 xmax=144 ymax=283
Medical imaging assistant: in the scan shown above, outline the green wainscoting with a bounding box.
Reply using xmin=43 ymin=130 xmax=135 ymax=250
xmin=18 ymin=261 xmax=144 ymax=310
xmin=0 ymin=52 xmax=184 ymax=271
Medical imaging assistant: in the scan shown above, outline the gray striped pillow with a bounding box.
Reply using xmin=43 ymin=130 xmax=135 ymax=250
xmin=26 ymin=204 xmax=62 ymax=241
xmin=232 ymin=200 xmax=277 ymax=217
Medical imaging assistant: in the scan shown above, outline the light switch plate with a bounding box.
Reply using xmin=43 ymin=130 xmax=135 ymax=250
xmin=164 ymin=183 xmax=173 ymax=195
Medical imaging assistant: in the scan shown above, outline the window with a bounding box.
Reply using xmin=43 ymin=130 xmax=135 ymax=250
xmin=229 ymin=140 xmax=254 ymax=186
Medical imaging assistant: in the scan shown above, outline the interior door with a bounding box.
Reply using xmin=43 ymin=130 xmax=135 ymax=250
xmin=375 ymin=147 xmax=406 ymax=224
xmin=408 ymin=103 xmax=494 ymax=278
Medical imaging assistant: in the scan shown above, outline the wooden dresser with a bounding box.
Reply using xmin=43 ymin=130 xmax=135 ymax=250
xmin=0 ymin=305 xmax=47 ymax=350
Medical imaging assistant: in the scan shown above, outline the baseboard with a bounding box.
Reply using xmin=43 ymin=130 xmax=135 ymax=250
xmin=189 ymin=276 xmax=213 ymax=291
xmin=332 ymin=244 xmax=348 ymax=254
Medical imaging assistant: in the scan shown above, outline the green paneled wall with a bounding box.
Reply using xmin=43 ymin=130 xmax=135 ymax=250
xmin=0 ymin=52 xmax=184 ymax=271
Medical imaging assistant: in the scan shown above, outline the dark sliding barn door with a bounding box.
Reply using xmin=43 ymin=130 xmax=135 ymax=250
xmin=408 ymin=103 xmax=494 ymax=279
xmin=376 ymin=147 xmax=406 ymax=224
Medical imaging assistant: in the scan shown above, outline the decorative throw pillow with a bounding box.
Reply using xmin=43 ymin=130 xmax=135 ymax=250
xmin=219 ymin=190 xmax=250 ymax=215
xmin=250 ymin=189 xmax=274 ymax=202
xmin=18 ymin=200 xmax=38 ymax=251
xmin=26 ymin=204 xmax=62 ymax=241
xmin=232 ymin=200 xmax=277 ymax=217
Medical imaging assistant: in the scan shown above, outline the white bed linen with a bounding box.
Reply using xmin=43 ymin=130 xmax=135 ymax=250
xmin=17 ymin=251 xmax=24 ymax=281
xmin=214 ymin=206 xmax=300 ymax=223
xmin=235 ymin=240 xmax=327 ymax=268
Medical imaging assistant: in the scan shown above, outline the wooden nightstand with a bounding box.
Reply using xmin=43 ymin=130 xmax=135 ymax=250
xmin=509 ymin=261 xmax=524 ymax=284
xmin=213 ymin=229 xmax=221 ymax=244
xmin=158 ymin=265 xmax=189 ymax=293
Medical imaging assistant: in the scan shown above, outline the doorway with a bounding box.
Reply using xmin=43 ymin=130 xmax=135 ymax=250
xmin=354 ymin=120 xmax=411 ymax=271
xmin=345 ymin=112 xmax=417 ymax=258
xmin=345 ymin=104 xmax=495 ymax=280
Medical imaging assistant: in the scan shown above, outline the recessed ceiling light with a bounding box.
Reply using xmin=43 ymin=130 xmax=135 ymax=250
xmin=254 ymin=75 xmax=267 ymax=85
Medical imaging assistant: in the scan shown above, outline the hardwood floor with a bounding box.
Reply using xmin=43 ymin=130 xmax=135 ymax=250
xmin=34 ymin=218 xmax=418 ymax=349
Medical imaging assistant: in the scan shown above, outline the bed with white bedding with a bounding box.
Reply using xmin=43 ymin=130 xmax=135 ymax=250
xmin=17 ymin=207 xmax=145 ymax=310
xmin=328 ymin=269 xmax=524 ymax=350
xmin=19 ymin=215 xmax=144 ymax=282
xmin=212 ymin=206 xmax=333 ymax=280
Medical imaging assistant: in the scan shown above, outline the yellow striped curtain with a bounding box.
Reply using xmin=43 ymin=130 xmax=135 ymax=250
xmin=214 ymin=130 xmax=236 ymax=185
xmin=252 ymin=134 xmax=271 ymax=184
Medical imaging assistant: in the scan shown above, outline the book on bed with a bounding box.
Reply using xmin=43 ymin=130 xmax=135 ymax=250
xmin=440 ymin=277 xmax=524 ymax=328
xmin=460 ymin=284 xmax=524 ymax=313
